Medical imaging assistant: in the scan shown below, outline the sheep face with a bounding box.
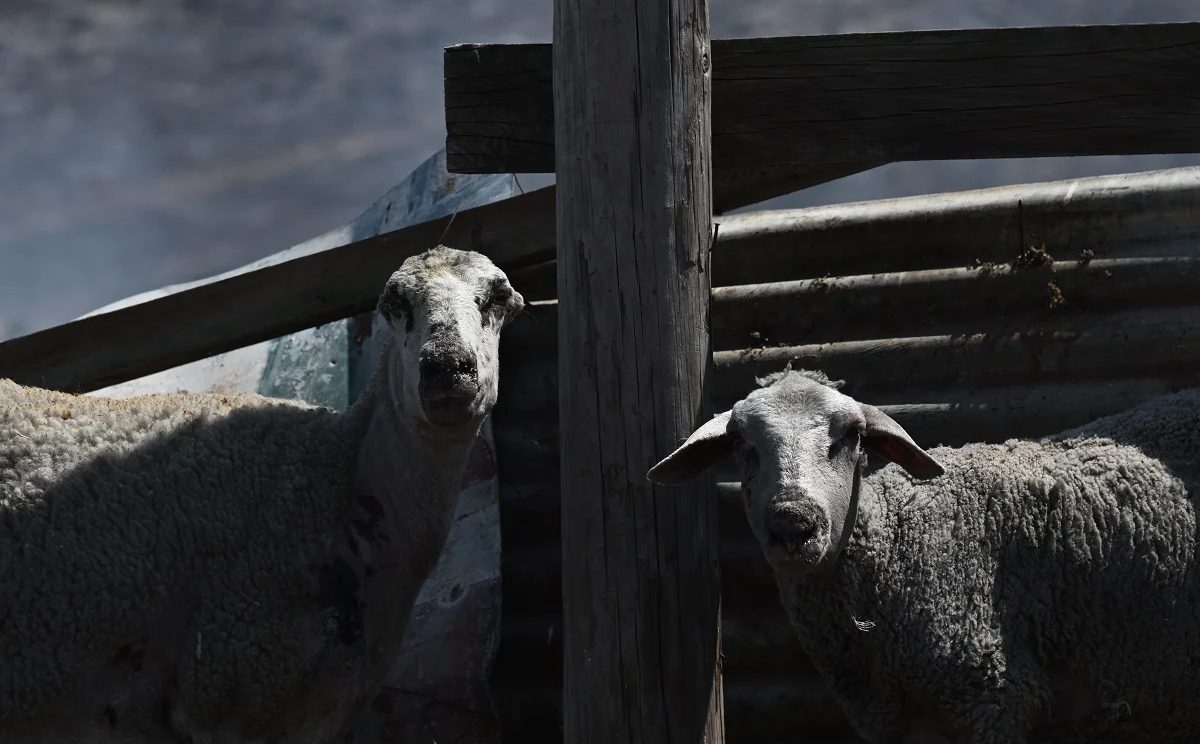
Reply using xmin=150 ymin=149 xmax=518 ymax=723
xmin=647 ymin=370 xmax=944 ymax=573
xmin=377 ymin=245 xmax=524 ymax=430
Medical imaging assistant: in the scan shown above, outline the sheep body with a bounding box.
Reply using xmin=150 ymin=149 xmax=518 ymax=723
xmin=783 ymin=389 xmax=1200 ymax=742
xmin=0 ymin=246 xmax=525 ymax=743
xmin=0 ymin=382 xmax=400 ymax=742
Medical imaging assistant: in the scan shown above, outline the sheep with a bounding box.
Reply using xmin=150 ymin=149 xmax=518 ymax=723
xmin=0 ymin=245 xmax=525 ymax=744
xmin=648 ymin=368 xmax=1200 ymax=744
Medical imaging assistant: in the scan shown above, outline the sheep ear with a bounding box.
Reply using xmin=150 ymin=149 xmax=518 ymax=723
xmin=860 ymin=403 xmax=945 ymax=479
xmin=647 ymin=410 xmax=735 ymax=485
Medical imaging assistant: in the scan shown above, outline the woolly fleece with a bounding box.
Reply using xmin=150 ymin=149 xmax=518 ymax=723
xmin=781 ymin=388 xmax=1200 ymax=743
xmin=0 ymin=245 xmax=523 ymax=743
xmin=0 ymin=382 xmax=397 ymax=742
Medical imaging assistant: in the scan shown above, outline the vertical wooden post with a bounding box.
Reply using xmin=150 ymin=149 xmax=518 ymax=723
xmin=554 ymin=0 xmax=722 ymax=743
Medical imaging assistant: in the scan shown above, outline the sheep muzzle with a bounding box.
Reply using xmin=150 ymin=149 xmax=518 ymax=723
xmin=417 ymin=343 xmax=482 ymax=426
xmin=763 ymin=499 xmax=829 ymax=569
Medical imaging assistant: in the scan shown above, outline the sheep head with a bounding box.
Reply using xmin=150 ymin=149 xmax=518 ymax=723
xmin=647 ymin=369 xmax=944 ymax=573
xmin=377 ymin=245 xmax=524 ymax=431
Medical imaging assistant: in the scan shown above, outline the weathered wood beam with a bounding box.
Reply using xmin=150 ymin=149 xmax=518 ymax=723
xmin=555 ymin=0 xmax=723 ymax=743
xmin=445 ymin=40 xmax=880 ymax=209
xmin=710 ymin=256 xmax=1200 ymax=350
xmin=710 ymin=167 xmax=1200 ymax=286
xmin=710 ymin=161 xmax=877 ymax=214
xmin=0 ymin=186 xmax=555 ymax=393
xmin=507 ymin=166 xmax=1200 ymax=304
xmin=447 ymin=22 xmax=1200 ymax=176
xmin=711 ymin=306 xmax=1200 ymax=403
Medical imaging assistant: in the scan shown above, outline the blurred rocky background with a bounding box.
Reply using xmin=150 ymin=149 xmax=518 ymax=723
xmin=3 ymin=0 xmax=1198 ymax=339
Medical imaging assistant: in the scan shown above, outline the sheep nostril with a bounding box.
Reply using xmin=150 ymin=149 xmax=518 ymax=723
xmin=419 ymin=350 xmax=479 ymax=389
xmin=455 ymin=355 xmax=478 ymax=378
xmin=768 ymin=523 xmax=818 ymax=549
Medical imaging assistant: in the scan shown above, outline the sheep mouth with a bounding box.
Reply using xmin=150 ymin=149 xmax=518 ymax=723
xmin=764 ymin=529 xmax=827 ymax=568
xmin=420 ymin=386 xmax=482 ymax=427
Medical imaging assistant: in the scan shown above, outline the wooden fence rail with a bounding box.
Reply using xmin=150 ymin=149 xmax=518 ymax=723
xmin=0 ymin=186 xmax=556 ymax=394
xmin=446 ymin=22 xmax=1200 ymax=178
xmin=0 ymin=174 xmax=834 ymax=395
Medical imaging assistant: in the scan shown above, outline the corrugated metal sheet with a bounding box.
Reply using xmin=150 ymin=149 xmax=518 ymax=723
xmin=490 ymin=167 xmax=1200 ymax=743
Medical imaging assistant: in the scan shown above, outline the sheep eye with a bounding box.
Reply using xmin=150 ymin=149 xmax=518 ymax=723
xmin=737 ymin=444 xmax=760 ymax=480
xmin=829 ymin=427 xmax=862 ymax=458
xmin=385 ymin=293 xmax=414 ymax=332
xmin=480 ymin=281 xmax=513 ymax=317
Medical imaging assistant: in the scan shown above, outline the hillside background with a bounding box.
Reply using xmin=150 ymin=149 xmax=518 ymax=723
xmin=3 ymin=0 xmax=1198 ymax=339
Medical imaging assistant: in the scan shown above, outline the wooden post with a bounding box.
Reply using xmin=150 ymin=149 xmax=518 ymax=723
xmin=554 ymin=1 xmax=723 ymax=743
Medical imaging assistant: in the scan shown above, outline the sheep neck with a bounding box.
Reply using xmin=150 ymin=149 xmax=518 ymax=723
xmin=345 ymin=348 xmax=478 ymax=576
xmin=782 ymin=481 xmax=879 ymax=636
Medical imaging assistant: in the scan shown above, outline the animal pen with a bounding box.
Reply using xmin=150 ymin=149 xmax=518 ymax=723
xmin=2 ymin=10 xmax=1200 ymax=744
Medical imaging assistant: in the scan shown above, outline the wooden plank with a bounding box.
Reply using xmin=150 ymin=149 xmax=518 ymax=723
xmin=713 ymin=305 xmax=1200 ymax=403
xmin=446 ymin=22 xmax=1200 ymax=174
xmin=445 ymin=40 xmax=879 ymax=209
xmin=554 ymin=0 xmax=723 ymax=742
xmin=711 ymin=161 xmax=878 ymax=214
xmin=711 ymin=256 xmax=1200 ymax=350
xmin=505 ymin=166 xmax=1200 ymax=300
xmin=712 ymin=167 xmax=1200 ymax=286
xmin=873 ymin=377 xmax=1195 ymax=448
xmin=0 ymin=186 xmax=555 ymax=393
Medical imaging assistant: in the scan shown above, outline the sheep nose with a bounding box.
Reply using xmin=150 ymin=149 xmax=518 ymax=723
xmin=767 ymin=514 xmax=819 ymax=547
xmin=764 ymin=499 xmax=826 ymax=559
xmin=418 ymin=343 xmax=481 ymax=427
xmin=418 ymin=347 xmax=479 ymax=391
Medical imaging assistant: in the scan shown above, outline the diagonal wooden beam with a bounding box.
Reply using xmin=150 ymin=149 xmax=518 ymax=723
xmin=0 ymin=156 xmax=863 ymax=393
xmin=0 ymin=186 xmax=555 ymax=394
xmin=446 ymin=22 xmax=1200 ymax=175
xmin=711 ymin=161 xmax=878 ymax=214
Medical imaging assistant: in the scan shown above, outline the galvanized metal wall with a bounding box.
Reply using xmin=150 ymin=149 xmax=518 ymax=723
xmin=489 ymin=167 xmax=1200 ymax=743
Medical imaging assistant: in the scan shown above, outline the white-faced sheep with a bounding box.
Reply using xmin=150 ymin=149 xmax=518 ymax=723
xmin=649 ymin=368 xmax=1200 ymax=744
xmin=0 ymin=245 xmax=524 ymax=744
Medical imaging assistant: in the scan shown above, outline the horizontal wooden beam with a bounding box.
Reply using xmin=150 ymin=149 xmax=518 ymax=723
xmin=711 ymin=167 xmax=1200 ymax=286
xmin=503 ymin=167 xmax=1200 ymax=302
xmin=711 ymin=305 xmax=1200 ymax=402
xmin=711 ymin=256 xmax=1200 ymax=349
xmin=446 ymin=22 xmax=1200 ymax=174
xmin=0 ymin=186 xmax=555 ymax=394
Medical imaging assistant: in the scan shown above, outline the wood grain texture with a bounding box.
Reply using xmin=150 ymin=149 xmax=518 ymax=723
xmin=445 ymin=40 xmax=879 ymax=209
xmin=711 ymin=256 xmax=1200 ymax=350
xmin=0 ymin=186 xmax=555 ymax=393
xmin=711 ymin=167 xmax=1200 ymax=286
xmin=447 ymin=22 xmax=1200 ymax=173
xmin=553 ymin=0 xmax=723 ymax=742
xmin=712 ymin=305 xmax=1200 ymax=404
xmin=503 ymin=166 xmax=1200 ymax=303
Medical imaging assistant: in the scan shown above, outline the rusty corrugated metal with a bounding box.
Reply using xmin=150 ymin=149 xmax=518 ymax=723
xmin=490 ymin=167 xmax=1200 ymax=744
